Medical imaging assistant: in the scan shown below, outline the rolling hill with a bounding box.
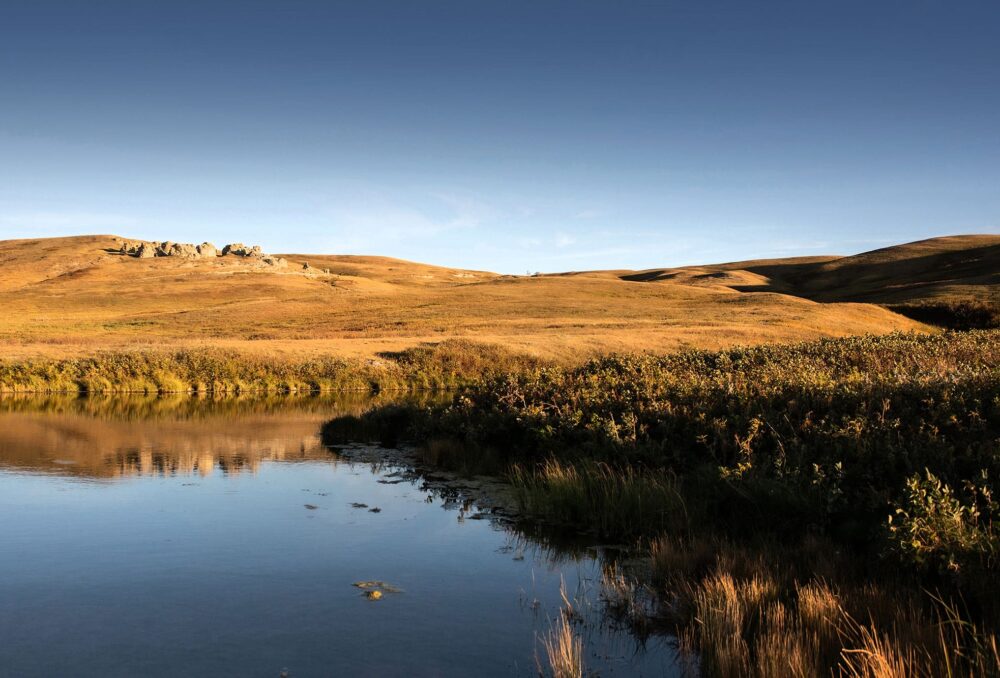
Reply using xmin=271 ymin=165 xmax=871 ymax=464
xmin=624 ymin=234 xmax=1000 ymax=304
xmin=0 ymin=233 xmax=995 ymax=361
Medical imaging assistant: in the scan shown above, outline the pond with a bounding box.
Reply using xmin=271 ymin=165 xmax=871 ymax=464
xmin=0 ymin=395 xmax=679 ymax=677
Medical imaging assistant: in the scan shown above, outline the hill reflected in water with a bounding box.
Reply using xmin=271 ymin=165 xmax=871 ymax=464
xmin=0 ymin=393 xmax=435 ymax=478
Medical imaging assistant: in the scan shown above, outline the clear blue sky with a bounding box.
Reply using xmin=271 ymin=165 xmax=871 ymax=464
xmin=1 ymin=1 xmax=998 ymax=272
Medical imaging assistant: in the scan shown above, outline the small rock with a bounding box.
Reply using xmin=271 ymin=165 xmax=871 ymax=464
xmin=353 ymin=580 xmax=403 ymax=594
xmin=304 ymin=504 xmax=318 ymax=510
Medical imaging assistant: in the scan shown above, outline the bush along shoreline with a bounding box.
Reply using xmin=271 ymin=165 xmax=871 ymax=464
xmin=324 ymin=330 xmax=1000 ymax=676
xmin=0 ymin=341 xmax=544 ymax=395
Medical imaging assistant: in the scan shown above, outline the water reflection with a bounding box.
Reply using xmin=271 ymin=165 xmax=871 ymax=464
xmin=0 ymin=394 xmax=677 ymax=677
xmin=0 ymin=393 xmax=440 ymax=478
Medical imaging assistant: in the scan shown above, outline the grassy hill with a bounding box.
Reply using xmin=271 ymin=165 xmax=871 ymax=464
xmin=0 ymin=233 xmax=995 ymax=361
xmin=626 ymin=234 xmax=1000 ymax=303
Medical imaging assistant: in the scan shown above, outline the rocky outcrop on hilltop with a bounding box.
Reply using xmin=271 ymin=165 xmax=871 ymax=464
xmin=117 ymin=239 xmax=287 ymax=267
xmin=221 ymin=243 xmax=262 ymax=257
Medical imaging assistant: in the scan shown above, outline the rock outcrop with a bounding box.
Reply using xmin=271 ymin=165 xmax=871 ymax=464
xmin=117 ymin=239 xmax=286 ymax=267
xmin=262 ymin=256 xmax=288 ymax=269
xmin=221 ymin=243 xmax=263 ymax=258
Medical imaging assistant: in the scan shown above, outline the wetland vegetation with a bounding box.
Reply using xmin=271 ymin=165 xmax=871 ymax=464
xmin=0 ymin=340 xmax=539 ymax=394
xmin=326 ymin=330 xmax=1000 ymax=677
xmin=5 ymin=328 xmax=1000 ymax=675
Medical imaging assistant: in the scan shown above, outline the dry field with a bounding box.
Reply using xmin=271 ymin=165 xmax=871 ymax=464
xmin=0 ymin=233 xmax=996 ymax=361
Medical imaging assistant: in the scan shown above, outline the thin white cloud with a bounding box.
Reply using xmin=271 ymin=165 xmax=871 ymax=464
xmin=316 ymin=191 xmax=490 ymax=253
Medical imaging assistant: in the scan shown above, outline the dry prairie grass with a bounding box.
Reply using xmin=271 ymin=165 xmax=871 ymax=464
xmin=653 ymin=538 xmax=1000 ymax=678
xmin=538 ymin=612 xmax=584 ymax=678
xmin=0 ymin=234 xmax=957 ymax=362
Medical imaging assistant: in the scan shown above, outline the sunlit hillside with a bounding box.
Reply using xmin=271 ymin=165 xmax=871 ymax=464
xmin=3 ymin=234 xmax=995 ymax=361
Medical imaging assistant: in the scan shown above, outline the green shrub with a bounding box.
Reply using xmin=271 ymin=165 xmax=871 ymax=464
xmin=888 ymin=470 xmax=998 ymax=576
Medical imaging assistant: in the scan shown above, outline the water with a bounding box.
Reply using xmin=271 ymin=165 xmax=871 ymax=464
xmin=0 ymin=395 xmax=678 ymax=677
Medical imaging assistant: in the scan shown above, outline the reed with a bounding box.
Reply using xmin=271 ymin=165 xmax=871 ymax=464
xmin=0 ymin=340 xmax=542 ymax=394
xmin=509 ymin=460 xmax=688 ymax=539
xmin=539 ymin=613 xmax=584 ymax=678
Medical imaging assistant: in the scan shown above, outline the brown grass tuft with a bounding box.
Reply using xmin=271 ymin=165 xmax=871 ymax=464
xmin=539 ymin=613 xmax=584 ymax=678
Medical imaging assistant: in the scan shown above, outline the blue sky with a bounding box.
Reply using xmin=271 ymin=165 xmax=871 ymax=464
xmin=1 ymin=1 xmax=998 ymax=272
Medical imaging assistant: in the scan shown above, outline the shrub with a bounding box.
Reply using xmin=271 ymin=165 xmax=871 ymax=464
xmin=888 ymin=470 xmax=998 ymax=576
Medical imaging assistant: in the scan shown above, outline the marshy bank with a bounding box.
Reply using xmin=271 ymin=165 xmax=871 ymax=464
xmin=5 ymin=330 xmax=999 ymax=675
xmin=0 ymin=340 xmax=543 ymax=394
xmin=325 ymin=330 xmax=1000 ymax=676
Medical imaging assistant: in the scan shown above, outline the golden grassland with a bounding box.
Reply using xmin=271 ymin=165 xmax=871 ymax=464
xmin=8 ymin=233 xmax=997 ymax=363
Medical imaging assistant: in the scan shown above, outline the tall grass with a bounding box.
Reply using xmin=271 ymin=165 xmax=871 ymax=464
xmin=323 ymin=330 xmax=1000 ymax=676
xmin=652 ymin=537 xmax=1000 ymax=677
xmin=510 ymin=460 xmax=687 ymax=538
xmin=539 ymin=613 xmax=583 ymax=678
xmin=0 ymin=340 xmax=542 ymax=394
xmin=413 ymin=331 xmax=1000 ymax=571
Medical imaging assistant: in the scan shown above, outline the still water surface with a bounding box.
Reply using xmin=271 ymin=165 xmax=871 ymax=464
xmin=0 ymin=395 xmax=677 ymax=677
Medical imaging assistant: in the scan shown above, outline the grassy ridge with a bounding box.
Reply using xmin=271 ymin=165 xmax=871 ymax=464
xmin=0 ymin=340 xmax=541 ymax=394
xmin=0 ymin=234 xmax=934 ymax=363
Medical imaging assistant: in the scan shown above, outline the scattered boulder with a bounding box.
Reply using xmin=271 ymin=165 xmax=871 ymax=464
xmin=302 ymin=262 xmax=311 ymax=270
xmin=136 ymin=243 xmax=156 ymax=258
xmin=197 ymin=242 xmax=218 ymax=258
xmin=168 ymin=242 xmax=201 ymax=259
xmin=222 ymin=243 xmax=264 ymax=258
xmin=262 ymin=256 xmax=287 ymax=269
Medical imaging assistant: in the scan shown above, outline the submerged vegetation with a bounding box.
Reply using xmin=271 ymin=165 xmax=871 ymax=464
xmin=326 ymin=330 xmax=1000 ymax=676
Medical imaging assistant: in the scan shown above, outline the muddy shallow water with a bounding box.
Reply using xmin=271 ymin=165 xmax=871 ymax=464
xmin=0 ymin=395 xmax=679 ymax=677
